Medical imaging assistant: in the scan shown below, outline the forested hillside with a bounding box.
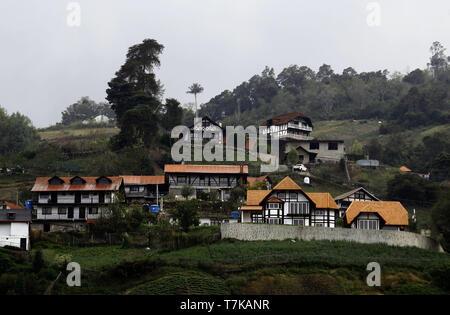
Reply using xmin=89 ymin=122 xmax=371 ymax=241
xmin=200 ymin=42 xmax=449 ymax=130
xmin=198 ymin=41 xmax=450 ymax=176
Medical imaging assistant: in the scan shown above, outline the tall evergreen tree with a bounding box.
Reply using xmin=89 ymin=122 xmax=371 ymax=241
xmin=106 ymin=39 xmax=165 ymax=149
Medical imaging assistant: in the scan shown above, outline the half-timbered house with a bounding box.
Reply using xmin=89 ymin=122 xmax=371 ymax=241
xmin=190 ymin=116 xmax=224 ymax=143
xmin=334 ymin=187 xmax=380 ymax=218
xmin=164 ymin=164 xmax=248 ymax=201
xmin=241 ymin=176 xmax=339 ymax=227
xmin=31 ymin=176 xmax=123 ymax=232
xmin=345 ymin=201 xmax=408 ymax=231
xmin=260 ymin=112 xmax=346 ymax=164
xmin=306 ymin=192 xmax=339 ymax=228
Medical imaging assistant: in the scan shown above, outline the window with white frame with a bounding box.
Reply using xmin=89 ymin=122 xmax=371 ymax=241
xmin=289 ymin=192 xmax=297 ymax=199
xmin=268 ymin=203 xmax=279 ymax=209
xmin=358 ymin=220 xmax=379 ymax=230
xmin=268 ymin=218 xmax=280 ymax=225
xmin=289 ymin=202 xmax=309 ymax=215
xmin=315 ymin=210 xmax=325 ymax=215
xmin=89 ymin=207 xmax=98 ymax=215
xmin=251 ymin=214 xmax=264 ymax=223
xmin=58 ymin=207 xmax=67 ymax=215
xmin=278 ymin=193 xmax=286 ymax=200
xmin=42 ymin=207 xmax=52 ymax=215
xmin=293 ymin=219 xmax=305 ymax=226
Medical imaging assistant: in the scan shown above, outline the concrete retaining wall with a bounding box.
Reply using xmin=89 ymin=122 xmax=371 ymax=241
xmin=221 ymin=223 xmax=444 ymax=252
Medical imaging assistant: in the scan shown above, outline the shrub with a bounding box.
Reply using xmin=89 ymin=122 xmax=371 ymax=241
xmin=426 ymin=262 xmax=450 ymax=291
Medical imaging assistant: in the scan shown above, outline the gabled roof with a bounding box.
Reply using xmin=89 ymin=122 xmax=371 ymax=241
xmin=334 ymin=187 xmax=380 ymax=201
xmin=31 ymin=177 xmax=123 ymax=192
xmin=189 ymin=116 xmax=223 ymax=130
xmin=120 ymin=175 xmax=165 ymax=185
xmin=241 ymin=205 xmax=263 ymax=211
xmin=267 ymin=197 xmax=284 ymax=203
xmin=399 ymin=166 xmax=412 ymax=172
xmin=246 ymin=190 xmax=272 ymax=206
xmin=70 ymin=176 xmax=86 ymax=184
xmin=273 ymin=176 xmax=303 ymax=191
xmin=247 ymin=175 xmax=272 ymax=186
xmin=0 ymin=201 xmax=23 ymax=210
xmin=306 ymin=193 xmax=339 ymax=210
xmin=345 ymin=201 xmax=409 ymax=226
xmin=261 ymin=112 xmax=313 ymax=127
xmin=164 ymin=164 xmax=248 ymax=174
xmin=244 ymin=176 xmax=316 ymax=208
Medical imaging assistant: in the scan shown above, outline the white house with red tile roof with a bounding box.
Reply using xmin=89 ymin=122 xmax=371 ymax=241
xmin=30 ymin=176 xmax=123 ymax=232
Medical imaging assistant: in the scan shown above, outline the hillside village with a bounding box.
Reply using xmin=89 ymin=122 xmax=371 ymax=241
xmin=0 ymin=112 xmax=437 ymax=251
xmin=0 ymin=33 xmax=449 ymax=296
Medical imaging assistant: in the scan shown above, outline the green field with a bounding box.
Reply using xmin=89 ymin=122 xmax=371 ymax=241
xmin=34 ymin=236 xmax=450 ymax=295
xmin=312 ymin=119 xmax=450 ymax=148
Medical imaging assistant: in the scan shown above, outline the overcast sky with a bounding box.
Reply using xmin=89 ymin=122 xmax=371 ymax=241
xmin=0 ymin=0 xmax=449 ymax=127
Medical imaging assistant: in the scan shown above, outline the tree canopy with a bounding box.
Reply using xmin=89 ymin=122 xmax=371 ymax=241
xmin=106 ymin=39 xmax=184 ymax=150
xmin=61 ymin=97 xmax=115 ymax=125
xmin=0 ymin=106 xmax=39 ymax=155
xmin=199 ymin=42 xmax=449 ymax=130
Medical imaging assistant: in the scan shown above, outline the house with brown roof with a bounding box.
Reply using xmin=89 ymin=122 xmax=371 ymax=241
xmin=0 ymin=201 xmax=31 ymax=250
xmin=261 ymin=112 xmax=345 ymax=164
xmin=345 ymin=201 xmax=409 ymax=231
xmin=31 ymin=176 xmax=124 ymax=232
xmin=164 ymin=164 xmax=248 ymax=201
xmin=247 ymin=175 xmax=272 ymax=190
xmin=334 ymin=187 xmax=380 ymax=218
xmin=120 ymin=175 xmax=167 ymax=203
xmin=241 ymin=176 xmax=339 ymax=227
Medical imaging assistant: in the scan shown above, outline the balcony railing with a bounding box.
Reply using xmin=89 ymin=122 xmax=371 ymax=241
xmin=287 ymin=123 xmax=313 ymax=132
xmin=278 ymin=133 xmax=314 ymax=141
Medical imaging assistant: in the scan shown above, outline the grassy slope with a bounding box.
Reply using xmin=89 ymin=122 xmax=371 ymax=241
xmin=312 ymin=119 xmax=450 ymax=148
xmin=38 ymin=238 xmax=450 ymax=295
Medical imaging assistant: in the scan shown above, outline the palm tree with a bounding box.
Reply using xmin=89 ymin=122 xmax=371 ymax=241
xmin=187 ymin=83 xmax=204 ymax=119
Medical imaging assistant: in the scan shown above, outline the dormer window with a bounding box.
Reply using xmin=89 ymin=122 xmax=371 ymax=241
xmin=96 ymin=176 xmax=112 ymax=184
xmin=48 ymin=176 xmax=64 ymax=185
xmin=70 ymin=176 xmax=86 ymax=185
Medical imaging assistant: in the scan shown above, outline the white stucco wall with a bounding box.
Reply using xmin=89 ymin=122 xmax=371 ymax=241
xmin=0 ymin=222 xmax=29 ymax=250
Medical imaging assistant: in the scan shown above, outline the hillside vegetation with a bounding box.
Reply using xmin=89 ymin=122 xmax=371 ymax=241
xmin=29 ymin=235 xmax=450 ymax=295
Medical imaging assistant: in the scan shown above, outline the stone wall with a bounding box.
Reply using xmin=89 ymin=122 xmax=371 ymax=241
xmin=221 ymin=223 xmax=444 ymax=252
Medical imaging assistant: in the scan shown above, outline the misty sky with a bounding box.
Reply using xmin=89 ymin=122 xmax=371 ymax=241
xmin=0 ymin=0 xmax=449 ymax=127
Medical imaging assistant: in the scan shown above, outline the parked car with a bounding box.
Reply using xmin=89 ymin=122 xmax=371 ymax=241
xmin=292 ymin=164 xmax=308 ymax=172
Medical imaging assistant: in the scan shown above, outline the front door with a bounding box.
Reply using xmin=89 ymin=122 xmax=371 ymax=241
xmin=20 ymin=238 xmax=27 ymax=250
xmin=79 ymin=207 xmax=85 ymax=219
xmin=68 ymin=207 xmax=74 ymax=219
